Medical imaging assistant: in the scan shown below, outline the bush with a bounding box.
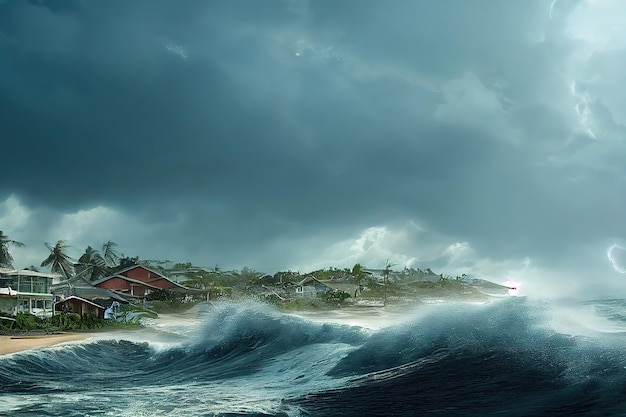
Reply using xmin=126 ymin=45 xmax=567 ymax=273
xmin=10 ymin=312 xmax=110 ymax=332
xmin=16 ymin=312 xmax=39 ymax=331
xmin=146 ymin=289 xmax=186 ymax=303
xmin=324 ymin=289 xmax=351 ymax=303
xmin=46 ymin=313 xmax=83 ymax=330
xmin=78 ymin=313 xmax=104 ymax=329
xmin=148 ymin=299 xmax=197 ymax=314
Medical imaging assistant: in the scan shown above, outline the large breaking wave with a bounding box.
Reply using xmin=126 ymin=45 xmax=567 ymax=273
xmin=1 ymin=299 xmax=626 ymax=416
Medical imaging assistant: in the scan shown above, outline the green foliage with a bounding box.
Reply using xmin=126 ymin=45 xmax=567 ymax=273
xmin=0 ymin=316 xmax=16 ymax=331
xmin=41 ymin=240 xmax=75 ymax=279
xmin=80 ymin=313 xmax=104 ymax=329
xmin=47 ymin=312 xmax=83 ymax=330
xmin=309 ymin=267 xmax=350 ymax=281
xmin=6 ymin=312 xmax=114 ymax=332
xmin=324 ymin=289 xmax=351 ymax=303
xmin=74 ymin=241 xmax=122 ymax=281
xmin=119 ymin=256 xmax=140 ymax=268
xmin=149 ymin=299 xmax=200 ymax=314
xmin=101 ymin=241 xmax=121 ymax=267
xmin=76 ymin=245 xmax=108 ymax=281
xmin=181 ymin=272 xmax=217 ymax=290
xmin=273 ymin=270 xmax=302 ymax=283
xmin=241 ymin=266 xmax=260 ymax=283
xmin=172 ymin=262 xmax=193 ymax=270
xmin=146 ymin=289 xmax=186 ymax=303
xmin=16 ymin=312 xmax=38 ymax=331
xmin=145 ymin=289 xmax=193 ymax=313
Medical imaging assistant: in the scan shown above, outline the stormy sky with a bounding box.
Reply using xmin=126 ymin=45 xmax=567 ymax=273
xmin=2 ymin=0 xmax=626 ymax=298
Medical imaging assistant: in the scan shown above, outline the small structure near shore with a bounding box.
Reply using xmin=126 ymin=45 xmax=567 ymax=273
xmin=54 ymin=296 xmax=106 ymax=319
xmin=295 ymin=276 xmax=331 ymax=297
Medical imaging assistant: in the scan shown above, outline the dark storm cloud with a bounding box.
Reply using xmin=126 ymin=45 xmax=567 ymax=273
xmin=2 ymin=0 xmax=625 ymax=282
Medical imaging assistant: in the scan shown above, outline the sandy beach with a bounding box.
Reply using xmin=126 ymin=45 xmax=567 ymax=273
xmin=0 ymin=333 xmax=93 ymax=356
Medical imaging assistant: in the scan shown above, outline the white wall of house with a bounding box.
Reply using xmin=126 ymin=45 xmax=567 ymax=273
xmin=0 ymin=295 xmax=54 ymax=317
xmin=0 ymin=269 xmax=57 ymax=317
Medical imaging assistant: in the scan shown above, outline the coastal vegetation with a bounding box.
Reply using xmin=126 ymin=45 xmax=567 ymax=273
xmin=0 ymin=311 xmax=142 ymax=334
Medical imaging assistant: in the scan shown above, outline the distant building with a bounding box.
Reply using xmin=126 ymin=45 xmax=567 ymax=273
xmin=294 ymin=275 xmax=357 ymax=299
xmin=0 ymin=268 xmax=58 ymax=317
xmin=295 ymin=276 xmax=331 ymax=297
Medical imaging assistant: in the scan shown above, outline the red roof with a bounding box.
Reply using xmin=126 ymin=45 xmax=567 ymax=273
xmin=92 ymin=264 xmax=188 ymax=291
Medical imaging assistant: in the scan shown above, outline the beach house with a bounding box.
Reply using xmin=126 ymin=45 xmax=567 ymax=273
xmin=0 ymin=268 xmax=58 ymax=316
xmin=54 ymin=295 xmax=107 ymax=319
xmin=294 ymin=276 xmax=336 ymax=297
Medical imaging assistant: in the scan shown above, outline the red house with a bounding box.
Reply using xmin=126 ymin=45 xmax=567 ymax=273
xmin=92 ymin=265 xmax=188 ymax=298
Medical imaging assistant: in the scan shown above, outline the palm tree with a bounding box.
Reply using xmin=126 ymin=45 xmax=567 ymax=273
xmin=352 ymin=263 xmax=365 ymax=297
xmin=383 ymin=260 xmax=395 ymax=306
xmin=101 ymin=240 xmax=121 ymax=267
xmin=75 ymin=245 xmax=107 ymax=281
xmin=0 ymin=231 xmax=24 ymax=268
xmin=181 ymin=272 xmax=219 ymax=301
xmin=41 ymin=240 xmax=75 ymax=280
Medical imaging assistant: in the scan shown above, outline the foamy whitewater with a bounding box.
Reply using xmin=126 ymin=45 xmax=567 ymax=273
xmin=2 ymin=298 xmax=626 ymax=416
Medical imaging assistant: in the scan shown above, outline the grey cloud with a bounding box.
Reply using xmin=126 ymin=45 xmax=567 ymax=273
xmin=1 ymin=0 xmax=625 ymax=287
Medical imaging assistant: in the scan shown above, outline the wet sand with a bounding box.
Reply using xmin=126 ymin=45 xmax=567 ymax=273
xmin=0 ymin=333 xmax=93 ymax=355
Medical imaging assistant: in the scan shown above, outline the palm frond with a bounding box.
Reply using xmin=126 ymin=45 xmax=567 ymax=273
xmin=0 ymin=231 xmax=25 ymax=268
xmin=41 ymin=240 xmax=75 ymax=280
xmin=101 ymin=240 xmax=121 ymax=267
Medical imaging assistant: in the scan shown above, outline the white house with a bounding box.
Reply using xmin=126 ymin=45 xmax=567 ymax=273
xmin=0 ymin=268 xmax=59 ymax=317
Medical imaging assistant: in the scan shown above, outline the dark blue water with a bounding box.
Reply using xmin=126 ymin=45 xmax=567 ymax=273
xmin=1 ymin=299 xmax=626 ymax=416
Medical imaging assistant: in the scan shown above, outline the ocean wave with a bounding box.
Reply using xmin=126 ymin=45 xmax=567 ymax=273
xmin=3 ymin=299 xmax=626 ymax=416
xmin=291 ymin=299 xmax=626 ymax=416
xmin=0 ymin=302 xmax=365 ymax=392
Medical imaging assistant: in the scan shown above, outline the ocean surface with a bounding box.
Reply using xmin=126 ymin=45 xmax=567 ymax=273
xmin=2 ymin=298 xmax=626 ymax=416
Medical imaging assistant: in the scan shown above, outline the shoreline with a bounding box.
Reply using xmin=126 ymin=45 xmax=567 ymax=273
xmin=0 ymin=333 xmax=94 ymax=356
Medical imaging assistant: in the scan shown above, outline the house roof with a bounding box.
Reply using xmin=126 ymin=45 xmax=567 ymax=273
xmin=147 ymin=277 xmax=189 ymax=290
xmin=0 ymin=268 xmax=60 ymax=279
xmin=109 ymin=264 xmax=176 ymax=280
xmin=55 ymin=296 xmax=106 ymax=310
xmin=92 ymin=274 xmax=164 ymax=289
xmin=91 ymin=265 xmax=189 ymax=290
xmin=51 ymin=276 xmax=93 ymax=290
xmin=295 ymin=277 xmax=359 ymax=294
xmin=296 ymin=276 xmax=330 ymax=287
xmin=321 ymin=282 xmax=356 ymax=293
